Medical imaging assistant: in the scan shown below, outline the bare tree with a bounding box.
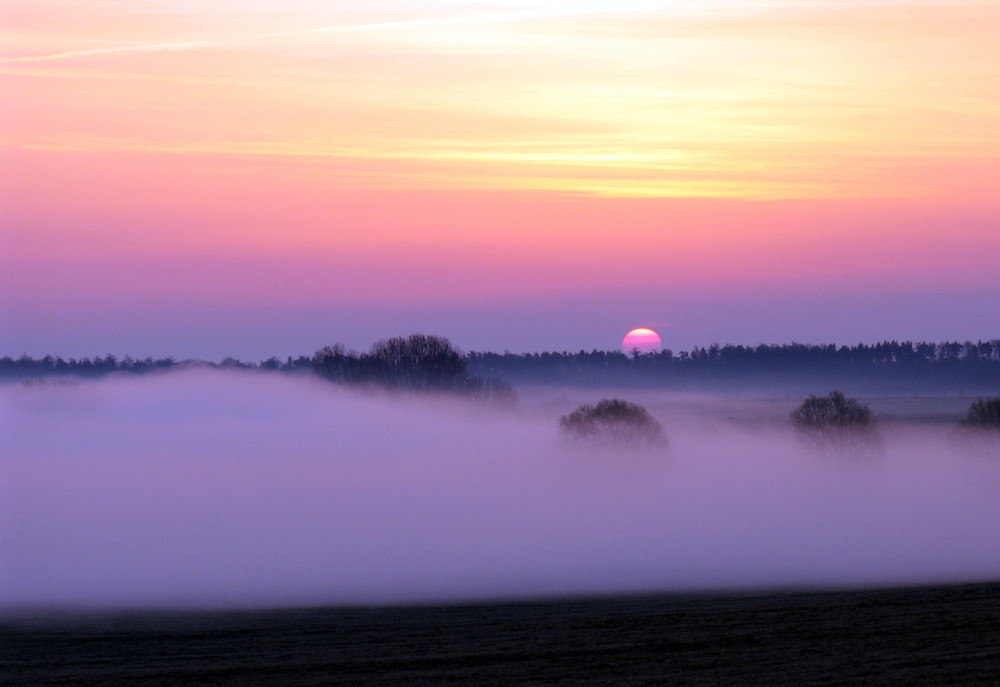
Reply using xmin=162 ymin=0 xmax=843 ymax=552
xmin=791 ymin=390 xmax=880 ymax=457
xmin=367 ymin=334 xmax=467 ymax=391
xmin=559 ymin=399 xmax=667 ymax=449
xmin=954 ymin=397 xmax=1000 ymax=457
xmin=312 ymin=334 xmax=516 ymax=403
xmin=960 ymin=397 xmax=1000 ymax=430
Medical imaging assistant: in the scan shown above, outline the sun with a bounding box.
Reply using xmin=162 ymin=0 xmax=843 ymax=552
xmin=622 ymin=328 xmax=661 ymax=354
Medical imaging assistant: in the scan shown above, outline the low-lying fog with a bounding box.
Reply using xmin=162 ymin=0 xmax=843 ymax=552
xmin=2 ymin=371 xmax=998 ymax=609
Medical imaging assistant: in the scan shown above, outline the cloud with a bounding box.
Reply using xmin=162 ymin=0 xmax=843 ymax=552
xmin=0 ymin=2 xmax=657 ymax=64
xmin=0 ymin=40 xmax=209 ymax=64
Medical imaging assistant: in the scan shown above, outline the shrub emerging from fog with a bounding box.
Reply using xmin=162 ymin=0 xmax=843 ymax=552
xmin=960 ymin=397 xmax=1000 ymax=430
xmin=312 ymin=334 xmax=515 ymax=405
xmin=953 ymin=397 xmax=1000 ymax=457
xmin=791 ymin=391 xmax=873 ymax=430
xmin=791 ymin=391 xmax=880 ymax=456
xmin=559 ymin=399 xmax=666 ymax=449
xmin=460 ymin=374 xmax=518 ymax=406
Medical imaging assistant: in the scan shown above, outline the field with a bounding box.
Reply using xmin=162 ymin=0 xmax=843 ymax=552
xmin=3 ymin=374 xmax=999 ymax=683
xmin=4 ymin=583 xmax=1000 ymax=685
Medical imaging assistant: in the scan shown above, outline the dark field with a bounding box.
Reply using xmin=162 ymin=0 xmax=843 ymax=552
xmin=3 ymin=582 xmax=1000 ymax=686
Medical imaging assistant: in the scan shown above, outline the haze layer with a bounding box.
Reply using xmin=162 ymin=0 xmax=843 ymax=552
xmin=3 ymin=371 xmax=999 ymax=608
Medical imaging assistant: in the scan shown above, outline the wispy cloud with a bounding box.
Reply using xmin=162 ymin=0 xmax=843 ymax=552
xmin=1 ymin=41 xmax=209 ymax=64
xmin=1 ymin=1 xmax=658 ymax=64
xmin=4 ymin=0 xmax=996 ymax=201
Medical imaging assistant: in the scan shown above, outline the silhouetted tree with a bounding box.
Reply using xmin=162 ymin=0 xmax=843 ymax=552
xmin=791 ymin=390 xmax=879 ymax=456
xmin=559 ymin=399 xmax=666 ymax=449
xmin=312 ymin=343 xmax=362 ymax=384
xmin=951 ymin=396 xmax=1000 ymax=458
xmin=960 ymin=397 xmax=1000 ymax=430
xmin=311 ymin=334 xmax=516 ymax=403
xmin=366 ymin=334 xmax=466 ymax=392
xmin=461 ymin=375 xmax=518 ymax=406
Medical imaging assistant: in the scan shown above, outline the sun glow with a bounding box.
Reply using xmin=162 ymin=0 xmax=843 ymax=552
xmin=623 ymin=328 xmax=662 ymax=355
xmin=3 ymin=0 xmax=999 ymax=356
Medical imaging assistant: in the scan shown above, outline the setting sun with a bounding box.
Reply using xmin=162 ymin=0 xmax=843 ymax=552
xmin=623 ymin=328 xmax=662 ymax=354
xmin=2 ymin=0 xmax=997 ymax=355
xmin=2 ymin=2 xmax=1000 ymax=681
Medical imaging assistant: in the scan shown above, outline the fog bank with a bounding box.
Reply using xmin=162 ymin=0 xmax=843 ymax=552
xmin=2 ymin=371 xmax=999 ymax=609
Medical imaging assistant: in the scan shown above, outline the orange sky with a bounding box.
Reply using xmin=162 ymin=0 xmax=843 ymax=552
xmin=2 ymin=1 xmax=999 ymax=355
xmin=5 ymin=1 xmax=999 ymax=199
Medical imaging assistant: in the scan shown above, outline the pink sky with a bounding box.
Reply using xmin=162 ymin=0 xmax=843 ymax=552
xmin=2 ymin=1 xmax=998 ymax=357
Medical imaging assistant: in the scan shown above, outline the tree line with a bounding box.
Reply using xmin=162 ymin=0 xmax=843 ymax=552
xmin=3 ymin=339 xmax=999 ymax=392
xmin=467 ymin=340 xmax=1000 ymax=392
xmin=0 ymin=354 xmax=314 ymax=379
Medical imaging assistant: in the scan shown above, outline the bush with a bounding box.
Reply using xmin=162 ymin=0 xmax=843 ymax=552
xmin=959 ymin=397 xmax=1000 ymax=430
xmin=952 ymin=397 xmax=1000 ymax=458
xmin=791 ymin=390 xmax=872 ymax=430
xmin=461 ymin=375 xmax=518 ymax=407
xmin=791 ymin=390 xmax=879 ymax=456
xmin=559 ymin=399 xmax=666 ymax=449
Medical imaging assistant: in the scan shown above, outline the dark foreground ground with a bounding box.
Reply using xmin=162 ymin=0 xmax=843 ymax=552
xmin=3 ymin=582 xmax=999 ymax=686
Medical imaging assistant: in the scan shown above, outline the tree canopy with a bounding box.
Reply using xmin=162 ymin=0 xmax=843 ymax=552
xmin=791 ymin=391 xmax=872 ymax=430
xmin=312 ymin=334 xmax=515 ymax=403
xmin=959 ymin=397 xmax=1000 ymax=430
xmin=559 ymin=398 xmax=666 ymax=449
xmin=790 ymin=390 xmax=879 ymax=456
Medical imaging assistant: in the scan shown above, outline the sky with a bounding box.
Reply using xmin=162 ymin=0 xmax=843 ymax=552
xmin=2 ymin=0 xmax=999 ymax=358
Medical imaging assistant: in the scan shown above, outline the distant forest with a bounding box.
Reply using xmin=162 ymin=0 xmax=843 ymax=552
xmin=468 ymin=341 xmax=1000 ymax=393
xmin=0 ymin=354 xmax=313 ymax=378
xmin=3 ymin=340 xmax=999 ymax=393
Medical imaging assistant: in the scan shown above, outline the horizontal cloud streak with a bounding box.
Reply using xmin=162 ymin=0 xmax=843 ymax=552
xmin=5 ymin=0 xmax=997 ymax=199
xmin=1 ymin=2 xmax=672 ymax=64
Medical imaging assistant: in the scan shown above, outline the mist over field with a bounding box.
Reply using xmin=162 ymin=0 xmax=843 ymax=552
xmin=2 ymin=370 xmax=999 ymax=610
